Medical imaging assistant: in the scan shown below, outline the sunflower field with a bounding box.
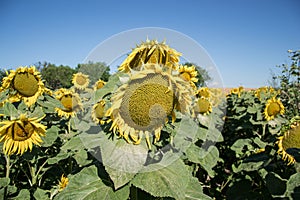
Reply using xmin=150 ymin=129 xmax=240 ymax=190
xmin=0 ymin=40 xmax=299 ymax=200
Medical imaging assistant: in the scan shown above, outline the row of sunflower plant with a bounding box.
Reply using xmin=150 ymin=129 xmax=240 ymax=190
xmin=0 ymin=39 xmax=299 ymax=199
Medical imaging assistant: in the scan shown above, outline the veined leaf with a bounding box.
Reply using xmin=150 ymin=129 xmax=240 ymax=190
xmin=131 ymin=158 xmax=190 ymax=199
xmin=55 ymin=165 xmax=130 ymax=200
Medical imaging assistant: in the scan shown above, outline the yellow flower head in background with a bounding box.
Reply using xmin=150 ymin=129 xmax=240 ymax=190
xmin=194 ymin=97 xmax=212 ymax=115
xmin=178 ymin=65 xmax=198 ymax=89
xmin=93 ymin=79 xmax=106 ymax=90
xmin=58 ymin=174 xmax=69 ymax=191
xmin=118 ymin=39 xmax=182 ymax=72
xmin=92 ymin=100 xmax=106 ymax=124
xmin=72 ymin=72 xmax=90 ymax=90
xmin=229 ymin=86 xmax=244 ymax=97
xmin=196 ymin=87 xmax=210 ymax=98
xmin=255 ymin=86 xmax=278 ymax=100
xmin=0 ymin=114 xmax=46 ymax=155
xmin=0 ymin=66 xmax=47 ymax=107
xmin=264 ymin=97 xmax=285 ymax=121
xmin=277 ymin=119 xmax=300 ymax=165
xmin=107 ymin=64 xmax=193 ymax=148
xmin=54 ymin=88 xmax=83 ymax=118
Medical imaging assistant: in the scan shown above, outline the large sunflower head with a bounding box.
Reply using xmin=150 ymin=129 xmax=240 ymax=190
xmin=93 ymin=79 xmax=106 ymax=91
xmin=107 ymin=64 xmax=193 ymax=148
xmin=72 ymin=72 xmax=90 ymax=90
xmin=54 ymin=88 xmax=83 ymax=118
xmin=264 ymin=97 xmax=285 ymax=121
xmin=0 ymin=66 xmax=47 ymax=107
xmin=0 ymin=114 xmax=46 ymax=155
xmin=118 ymin=39 xmax=182 ymax=72
xmin=277 ymin=117 xmax=300 ymax=165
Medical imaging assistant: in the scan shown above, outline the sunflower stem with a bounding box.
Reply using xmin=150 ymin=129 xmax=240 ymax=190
xmin=4 ymin=155 xmax=11 ymax=199
xmin=67 ymin=119 xmax=71 ymax=134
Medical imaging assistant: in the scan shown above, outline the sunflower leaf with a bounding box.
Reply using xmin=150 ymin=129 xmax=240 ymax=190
xmin=186 ymin=144 xmax=221 ymax=177
xmin=55 ymin=165 xmax=130 ymax=200
xmin=285 ymin=172 xmax=300 ymax=199
xmin=3 ymin=102 xmax=18 ymax=118
xmin=131 ymin=158 xmax=190 ymax=199
xmin=99 ymin=137 xmax=148 ymax=189
xmin=185 ymin=177 xmax=212 ymax=200
xmin=42 ymin=126 xmax=59 ymax=147
xmin=14 ymin=189 xmax=31 ymax=200
xmin=33 ymin=188 xmax=49 ymax=200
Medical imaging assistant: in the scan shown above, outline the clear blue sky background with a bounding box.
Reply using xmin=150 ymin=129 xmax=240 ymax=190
xmin=0 ymin=0 xmax=299 ymax=88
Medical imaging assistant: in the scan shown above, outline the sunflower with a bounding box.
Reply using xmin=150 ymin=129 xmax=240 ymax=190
xmin=92 ymin=100 xmax=106 ymax=124
xmin=277 ymin=119 xmax=300 ymax=165
xmin=118 ymin=39 xmax=182 ymax=72
xmin=264 ymin=97 xmax=285 ymax=121
xmin=255 ymin=86 xmax=278 ymax=100
xmin=72 ymin=72 xmax=90 ymax=90
xmin=93 ymin=79 xmax=106 ymax=90
xmin=58 ymin=174 xmax=69 ymax=191
xmin=54 ymin=88 xmax=83 ymax=118
xmin=196 ymin=87 xmax=210 ymax=98
xmin=194 ymin=97 xmax=212 ymax=115
xmin=0 ymin=66 xmax=48 ymax=107
xmin=178 ymin=65 xmax=198 ymax=86
xmin=0 ymin=114 xmax=46 ymax=155
xmin=229 ymin=86 xmax=244 ymax=97
xmin=107 ymin=64 xmax=193 ymax=148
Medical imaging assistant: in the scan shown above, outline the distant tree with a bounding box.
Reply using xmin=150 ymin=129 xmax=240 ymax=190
xmin=37 ymin=62 xmax=76 ymax=90
xmin=0 ymin=68 xmax=7 ymax=85
xmin=183 ymin=62 xmax=211 ymax=87
xmin=76 ymin=62 xmax=110 ymax=85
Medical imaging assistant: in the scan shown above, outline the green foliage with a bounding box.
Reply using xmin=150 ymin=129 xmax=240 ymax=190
xmin=183 ymin=62 xmax=211 ymax=87
xmin=37 ymin=62 xmax=76 ymax=90
xmin=272 ymin=50 xmax=300 ymax=118
xmin=76 ymin=61 xmax=110 ymax=84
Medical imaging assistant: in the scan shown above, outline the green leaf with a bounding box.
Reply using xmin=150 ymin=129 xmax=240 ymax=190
xmin=73 ymin=149 xmax=91 ymax=167
xmin=99 ymin=137 xmax=148 ymax=188
xmin=232 ymin=161 xmax=264 ymax=173
xmin=79 ymin=131 xmax=104 ymax=150
xmin=185 ymin=177 xmax=212 ymax=200
xmin=3 ymin=102 xmax=18 ymax=118
xmin=231 ymin=138 xmax=253 ymax=156
xmin=28 ymin=106 xmax=45 ymax=119
xmin=0 ymin=177 xmax=9 ymax=188
xmin=131 ymin=159 xmax=190 ymax=199
xmin=15 ymin=189 xmax=31 ymax=200
xmin=55 ymin=165 xmax=130 ymax=200
xmin=42 ymin=126 xmax=59 ymax=147
xmin=61 ymin=135 xmax=85 ymax=152
xmin=33 ymin=188 xmax=49 ymax=200
xmin=285 ymin=172 xmax=300 ymax=199
xmin=47 ymin=151 xmax=70 ymax=165
xmin=105 ymin=166 xmax=136 ymax=190
xmin=173 ymin=115 xmax=199 ymax=150
xmin=186 ymin=144 xmax=220 ymax=177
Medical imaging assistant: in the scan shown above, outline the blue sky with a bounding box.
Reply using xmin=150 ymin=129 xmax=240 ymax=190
xmin=0 ymin=0 xmax=299 ymax=88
